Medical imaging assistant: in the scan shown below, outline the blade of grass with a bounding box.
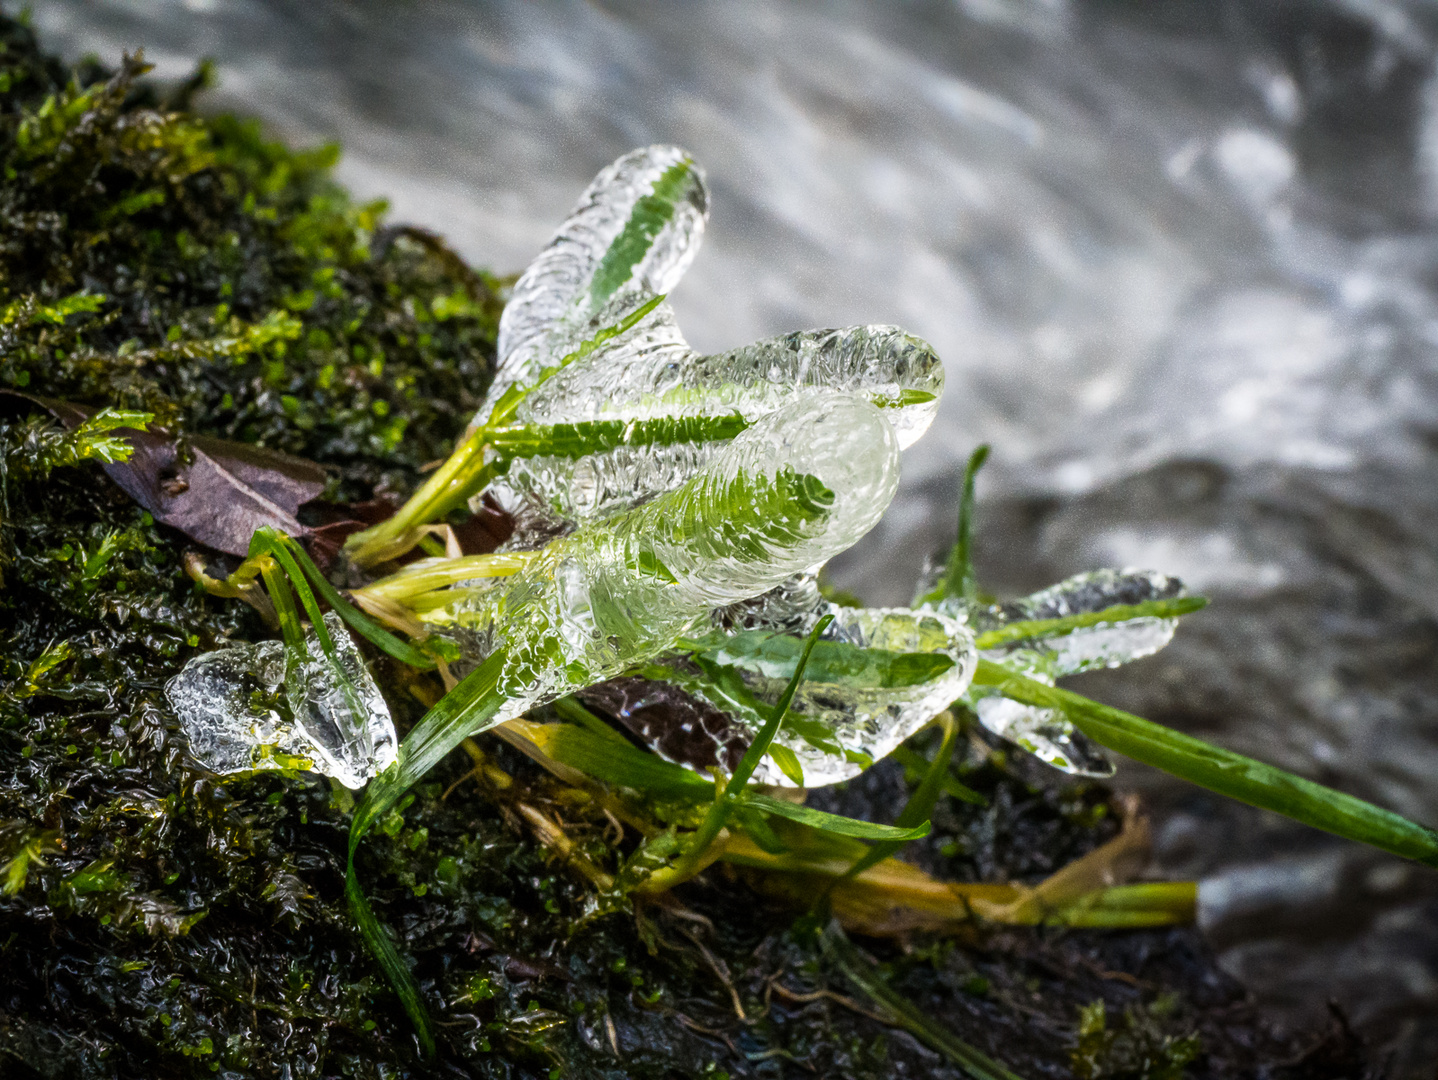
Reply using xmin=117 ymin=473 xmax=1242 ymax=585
xmin=740 ymin=794 xmax=931 ymax=841
xmin=836 ymin=712 xmax=958 ymax=883
xmin=346 ymin=649 xmax=513 ymax=1054
xmin=270 ymin=530 xmax=447 ymax=668
xmin=919 ymin=444 xmax=989 ymax=606
xmin=973 ymin=596 xmax=1208 ymax=650
xmin=820 ymin=920 xmax=1026 ymax=1080
xmin=974 ymin=658 xmax=1438 ymax=866
xmin=638 ymin=616 xmax=832 ymax=892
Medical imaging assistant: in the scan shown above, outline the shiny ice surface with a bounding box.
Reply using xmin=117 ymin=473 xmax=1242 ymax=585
xmin=432 ymin=394 xmax=901 ymax=719
xmin=165 ymin=613 xmax=397 ymax=788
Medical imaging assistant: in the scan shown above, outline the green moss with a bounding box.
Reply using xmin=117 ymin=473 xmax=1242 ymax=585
xmin=0 ymin=13 xmax=1367 ymax=1079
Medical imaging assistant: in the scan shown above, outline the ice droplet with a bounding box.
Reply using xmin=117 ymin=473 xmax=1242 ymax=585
xmin=165 ymin=613 xmax=397 ymax=789
xmin=432 ymin=393 xmax=901 ymax=723
xmin=953 ymin=568 xmax=1187 ymax=777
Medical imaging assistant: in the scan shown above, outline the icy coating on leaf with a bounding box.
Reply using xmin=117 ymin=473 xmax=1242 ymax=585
xmin=433 ymin=393 xmax=901 ymax=723
xmin=166 ymin=613 xmax=397 ymax=788
xmin=726 ymin=605 xmax=977 ymax=787
xmin=478 ymin=144 xmax=943 ymax=527
xmin=950 ymin=569 xmax=1187 ymax=777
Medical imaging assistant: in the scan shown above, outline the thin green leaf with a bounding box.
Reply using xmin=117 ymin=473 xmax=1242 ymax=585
xmin=919 ymin=443 xmax=989 ymax=606
xmin=769 ymin=744 xmax=806 ymax=786
xmin=727 ymin=615 xmax=833 ymax=795
xmin=527 ymin=718 xmax=716 ymax=801
xmin=589 ymin=156 xmax=695 ymax=309
xmin=684 ymin=629 xmax=955 ymax=689
xmin=973 ymin=658 xmax=1438 ymax=867
xmin=821 ymin=920 xmax=1026 ymax=1080
xmin=346 ymin=650 xmax=512 ymax=1053
xmin=838 ymin=715 xmax=957 ymax=882
xmin=889 ymin=743 xmax=986 ymax=806
xmin=489 ymin=412 xmax=749 ymax=461
xmin=742 ymin=794 xmax=931 ymax=842
xmin=974 ymin=596 xmax=1208 ymax=650
xmin=274 ymin=531 xmax=440 ymax=668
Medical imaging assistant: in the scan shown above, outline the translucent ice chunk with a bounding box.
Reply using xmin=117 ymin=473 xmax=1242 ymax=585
xmin=430 ymin=393 xmax=901 ymax=722
xmin=165 ymin=613 xmax=397 ymax=788
xmin=164 ymin=639 xmax=309 ymax=776
xmin=293 ymin=613 xmax=399 ymax=789
xmin=724 ymin=605 xmax=977 ymax=788
xmin=953 ymin=569 xmax=1187 ymax=777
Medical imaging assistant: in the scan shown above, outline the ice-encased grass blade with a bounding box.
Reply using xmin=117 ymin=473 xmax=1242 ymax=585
xmin=958 ymin=569 xmax=1193 ymax=777
xmin=672 ymin=606 xmax=977 ymax=787
xmin=973 ymin=659 xmax=1438 ymax=867
xmin=490 ymin=317 xmax=944 ymax=526
xmin=511 ymin=320 xmax=944 ymax=447
xmin=430 ymin=394 xmax=901 ymax=709
xmin=482 ymin=145 xmax=708 ymax=429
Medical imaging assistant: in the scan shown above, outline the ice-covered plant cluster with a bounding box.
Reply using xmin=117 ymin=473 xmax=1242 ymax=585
xmin=167 ymin=145 xmax=1187 ymax=791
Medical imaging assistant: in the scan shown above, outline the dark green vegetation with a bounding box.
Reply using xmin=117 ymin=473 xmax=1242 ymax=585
xmin=0 ymin=14 xmax=1379 ymax=1079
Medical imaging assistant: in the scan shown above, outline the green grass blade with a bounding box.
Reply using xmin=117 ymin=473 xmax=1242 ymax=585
xmin=272 ymin=531 xmax=440 ymax=668
xmin=820 ymin=921 xmax=1026 ymax=1080
xmin=346 ymin=650 xmax=512 ymax=1053
xmin=889 ymin=743 xmax=986 ymax=805
xmin=974 ymin=596 xmax=1208 ymax=650
xmin=682 ymin=629 xmax=955 ymax=689
xmin=839 ymin=715 xmax=958 ymax=881
xmin=742 ymin=794 xmax=931 ymax=841
xmin=726 ymin=615 xmax=833 ymax=795
xmin=919 ymin=444 xmax=989 ymax=606
xmin=524 ymin=717 xmax=717 ymax=801
xmin=973 ymin=658 xmax=1438 ymax=867
xmin=589 ymin=156 xmax=695 ymax=309
xmin=489 ymin=412 xmax=749 ymax=461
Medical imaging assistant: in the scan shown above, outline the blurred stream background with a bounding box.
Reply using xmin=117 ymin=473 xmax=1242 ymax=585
xmin=31 ymin=0 xmax=1438 ymax=1072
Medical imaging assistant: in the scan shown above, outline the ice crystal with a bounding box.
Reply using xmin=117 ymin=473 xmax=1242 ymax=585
xmin=946 ymin=569 xmax=1187 ymax=776
xmin=166 ymin=613 xmax=397 ymax=788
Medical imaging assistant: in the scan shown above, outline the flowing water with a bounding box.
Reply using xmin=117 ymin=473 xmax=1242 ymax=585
xmin=34 ymin=0 xmax=1438 ymax=1068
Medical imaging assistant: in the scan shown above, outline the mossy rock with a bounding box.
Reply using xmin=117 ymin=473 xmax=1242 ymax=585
xmin=0 ymin=13 xmax=1374 ymax=1079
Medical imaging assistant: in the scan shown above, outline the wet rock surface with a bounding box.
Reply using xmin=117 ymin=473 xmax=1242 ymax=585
xmin=29 ymin=0 xmax=1438 ymax=1070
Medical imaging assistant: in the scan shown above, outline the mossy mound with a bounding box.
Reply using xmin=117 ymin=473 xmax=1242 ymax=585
xmin=0 ymin=13 xmax=1373 ymax=1079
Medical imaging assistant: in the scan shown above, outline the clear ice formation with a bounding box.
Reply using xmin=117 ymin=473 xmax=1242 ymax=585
xmin=936 ymin=568 xmax=1187 ymax=777
xmin=429 ymin=393 xmax=902 ymax=725
xmin=705 ymin=603 xmax=977 ymax=787
xmin=165 ymin=613 xmax=397 ymax=789
xmin=477 ymin=145 xmax=944 ymax=528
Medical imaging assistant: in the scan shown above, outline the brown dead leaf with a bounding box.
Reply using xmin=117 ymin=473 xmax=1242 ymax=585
xmin=12 ymin=394 xmax=327 ymax=557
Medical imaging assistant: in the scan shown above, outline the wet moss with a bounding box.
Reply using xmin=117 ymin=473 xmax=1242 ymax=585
xmin=0 ymin=13 xmax=1374 ymax=1079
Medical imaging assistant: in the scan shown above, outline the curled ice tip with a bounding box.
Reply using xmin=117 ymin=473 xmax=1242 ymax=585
xmin=486 ymin=145 xmax=708 ymax=423
xmin=974 ymin=698 xmax=1114 ymax=778
xmin=643 ymin=392 xmax=900 ymax=606
xmin=516 ymin=320 xmax=944 ymax=450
